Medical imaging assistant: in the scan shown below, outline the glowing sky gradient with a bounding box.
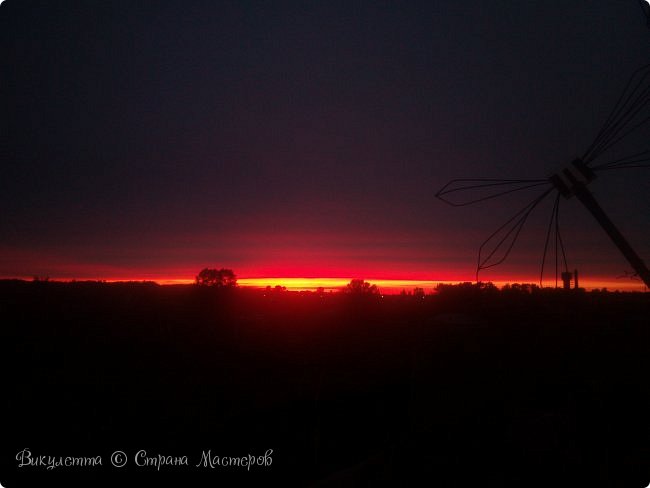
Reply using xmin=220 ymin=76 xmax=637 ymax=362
xmin=1 ymin=1 xmax=649 ymax=292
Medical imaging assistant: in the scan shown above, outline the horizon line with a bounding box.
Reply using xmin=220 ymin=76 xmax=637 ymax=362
xmin=3 ymin=275 xmax=646 ymax=293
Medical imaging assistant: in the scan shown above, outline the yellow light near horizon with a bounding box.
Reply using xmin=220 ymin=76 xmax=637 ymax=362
xmin=30 ymin=276 xmax=646 ymax=293
xmin=238 ymin=277 xmax=351 ymax=291
xmin=240 ymin=278 xmax=446 ymax=292
xmin=236 ymin=277 xmax=647 ymax=293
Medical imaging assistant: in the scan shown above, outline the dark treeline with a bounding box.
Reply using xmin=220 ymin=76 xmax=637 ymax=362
xmin=1 ymin=280 xmax=649 ymax=487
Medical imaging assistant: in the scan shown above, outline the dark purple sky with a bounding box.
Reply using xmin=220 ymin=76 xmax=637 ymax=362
xmin=1 ymin=0 xmax=649 ymax=286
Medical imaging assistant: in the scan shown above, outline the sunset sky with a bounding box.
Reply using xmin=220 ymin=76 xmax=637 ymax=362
xmin=1 ymin=1 xmax=649 ymax=291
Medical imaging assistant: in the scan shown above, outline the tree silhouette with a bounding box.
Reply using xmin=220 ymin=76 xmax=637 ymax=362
xmin=195 ymin=268 xmax=237 ymax=287
xmin=413 ymin=287 xmax=425 ymax=298
xmin=344 ymin=279 xmax=380 ymax=295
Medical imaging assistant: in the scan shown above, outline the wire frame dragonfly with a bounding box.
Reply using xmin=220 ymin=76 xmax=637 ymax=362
xmin=436 ymin=64 xmax=650 ymax=289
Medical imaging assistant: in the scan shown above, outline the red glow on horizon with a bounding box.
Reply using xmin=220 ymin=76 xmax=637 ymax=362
xmin=4 ymin=273 xmax=646 ymax=293
xmin=1 ymin=249 xmax=646 ymax=292
xmin=3 ymin=233 xmax=647 ymax=292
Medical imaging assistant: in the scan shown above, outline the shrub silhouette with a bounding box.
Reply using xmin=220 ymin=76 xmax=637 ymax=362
xmin=195 ymin=268 xmax=237 ymax=287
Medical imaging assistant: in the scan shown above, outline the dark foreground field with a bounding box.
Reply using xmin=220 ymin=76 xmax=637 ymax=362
xmin=1 ymin=280 xmax=649 ymax=487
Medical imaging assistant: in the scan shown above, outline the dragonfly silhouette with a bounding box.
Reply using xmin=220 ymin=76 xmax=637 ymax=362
xmin=436 ymin=64 xmax=650 ymax=289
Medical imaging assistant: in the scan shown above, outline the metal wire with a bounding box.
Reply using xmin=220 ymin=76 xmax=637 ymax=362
xmin=539 ymin=193 xmax=560 ymax=287
xmin=476 ymin=188 xmax=554 ymax=281
xmin=435 ymin=178 xmax=550 ymax=207
xmin=583 ymin=64 xmax=650 ymax=163
xmin=556 ymin=199 xmax=569 ymax=276
xmin=596 ymin=163 xmax=650 ymax=171
xmin=592 ymin=150 xmax=650 ymax=168
xmin=584 ymin=66 xmax=650 ymax=161
xmin=437 ymin=63 xmax=650 ymax=284
xmin=582 ymin=65 xmax=648 ymax=160
xmin=591 ymin=148 xmax=650 ymax=172
xmin=588 ymin=67 xmax=650 ymax=158
xmin=591 ymin=110 xmax=650 ymax=159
